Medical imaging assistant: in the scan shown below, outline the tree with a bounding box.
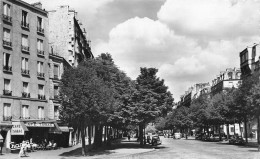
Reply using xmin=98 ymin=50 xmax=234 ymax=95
xmin=130 ymin=67 xmax=174 ymax=146
xmin=59 ymin=62 xmax=108 ymax=155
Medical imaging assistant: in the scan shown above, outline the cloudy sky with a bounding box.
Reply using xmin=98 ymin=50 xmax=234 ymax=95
xmin=24 ymin=0 xmax=260 ymax=101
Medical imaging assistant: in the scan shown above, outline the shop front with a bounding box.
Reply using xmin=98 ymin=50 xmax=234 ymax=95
xmin=10 ymin=120 xmax=59 ymax=152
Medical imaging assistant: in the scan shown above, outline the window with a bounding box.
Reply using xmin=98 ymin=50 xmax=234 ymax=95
xmin=21 ymin=57 xmax=29 ymax=76
xmin=3 ymin=103 xmax=11 ymax=121
xmin=54 ymin=106 xmax=59 ymax=120
xmin=4 ymin=79 xmax=11 ymax=91
xmin=54 ymin=64 xmax=59 ymax=79
xmin=37 ymin=17 xmax=44 ymax=33
xmin=37 ymin=39 xmax=44 ymax=56
xmin=228 ymin=72 xmax=233 ymax=80
xmin=22 ymin=105 xmax=29 ymax=118
xmin=21 ymin=34 xmax=29 ymax=51
xmin=3 ymin=53 xmax=11 ymax=72
xmin=54 ymin=86 xmax=59 ymax=99
xmin=22 ymin=82 xmax=29 ymax=94
xmin=230 ymin=127 xmax=234 ymax=133
xmin=3 ymin=3 xmax=11 ymax=16
xmin=38 ymin=85 xmax=45 ymax=99
xmin=21 ymin=10 xmax=29 ymax=28
xmin=37 ymin=61 xmax=43 ymax=73
xmin=38 ymin=106 xmax=44 ymax=119
xmin=3 ymin=3 xmax=11 ymax=23
xmin=3 ymin=28 xmax=11 ymax=42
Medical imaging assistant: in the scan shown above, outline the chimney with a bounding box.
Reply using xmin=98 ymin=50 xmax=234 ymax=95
xmin=31 ymin=2 xmax=42 ymax=9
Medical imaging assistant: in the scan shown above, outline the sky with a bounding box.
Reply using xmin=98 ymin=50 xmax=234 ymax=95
xmin=24 ymin=0 xmax=260 ymax=101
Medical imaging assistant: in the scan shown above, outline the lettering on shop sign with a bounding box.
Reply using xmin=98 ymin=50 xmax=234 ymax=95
xmin=11 ymin=122 xmax=25 ymax=135
xmin=25 ymin=122 xmax=54 ymax=127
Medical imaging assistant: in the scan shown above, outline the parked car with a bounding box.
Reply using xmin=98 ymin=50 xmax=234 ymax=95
xmin=174 ymin=133 xmax=181 ymax=139
xmin=195 ymin=133 xmax=204 ymax=140
xmin=229 ymin=136 xmax=245 ymax=145
xmin=151 ymin=136 xmax=162 ymax=146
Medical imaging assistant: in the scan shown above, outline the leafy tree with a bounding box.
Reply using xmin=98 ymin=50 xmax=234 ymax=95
xmin=130 ymin=67 xmax=174 ymax=146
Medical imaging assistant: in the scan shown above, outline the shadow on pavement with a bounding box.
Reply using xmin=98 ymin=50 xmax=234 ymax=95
xmin=59 ymin=138 xmax=157 ymax=157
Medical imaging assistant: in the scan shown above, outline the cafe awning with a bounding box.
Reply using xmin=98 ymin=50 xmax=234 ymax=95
xmin=49 ymin=123 xmax=62 ymax=134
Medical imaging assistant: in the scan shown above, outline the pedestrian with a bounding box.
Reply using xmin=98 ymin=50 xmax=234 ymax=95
xmin=19 ymin=141 xmax=27 ymax=157
xmin=128 ymin=134 xmax=130 ymax=141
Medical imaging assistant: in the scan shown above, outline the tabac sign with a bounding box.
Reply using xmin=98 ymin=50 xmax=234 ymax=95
xmin=24 ymin=122 xmax=54 ymax=127
xmin=11 ymin=122 xmax=26 ymax=135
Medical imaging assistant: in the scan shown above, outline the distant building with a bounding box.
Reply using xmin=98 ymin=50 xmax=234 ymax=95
xmin=211 ymin=68 xmax=241 ymax=95
xmin=48 ymin=5 xmax=93 ymax=67
xmin=179 ymin=83 xmax=210 ymax=107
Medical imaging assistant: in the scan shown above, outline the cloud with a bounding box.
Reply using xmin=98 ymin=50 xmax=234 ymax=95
xmin=157 ymin=0 xmax=260 ymax=39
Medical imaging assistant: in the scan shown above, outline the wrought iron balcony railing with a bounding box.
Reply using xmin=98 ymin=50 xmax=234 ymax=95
xmin=3 ymin=65 xmax=12 ymax=72
xmin=22 ymin=92 xmax=30 ymax=98
xmin=3 ymin=90 xmax=12 ymax=96
xmin=3 ymin=40 xmax=12 ymax=48
xmin=2 ymin=14 xmax=12 ymax=23
xmin=37 ymin=27 xmax=44 ymax=34
xmin=21 ymin=45 xmax=29 ymax=52
xmin=21 ymin=21 xmax=29 ymax=29
xmin=37 ymin=50 xmax=44 ymax=56
xmin=21 ymin=69 xmax=30 ymax=76
xmin=37 ymin=72 xmax=45 ymax=78
xmin=38 ymin=94 xmax=46 ymax=100
xmin=3 ymin=116 xmax=12 ymax=121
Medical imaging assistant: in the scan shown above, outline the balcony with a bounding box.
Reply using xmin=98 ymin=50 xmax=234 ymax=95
xmin=21 ymin=45 xmax=30 ymax=53
xmin=37 ymin=50 xmax=44 ymax=57
xmin=3 ymin=65 xmax=12 ymax=73
xmin=21 ymin=69 xmax=30 ymax=76
xmin=37 ymin=72 xmax=45 ymax=79
xmin=3 ymin=90 xmax=12 ymax=96
xmin=20 ymin=117 xmax=30 ymax=120
xmin=38 ymin=94 xmax=46 ymax=100
xmin=3 ymin=116 xmax=12 ymax=121
xmin=3 ymin=40 xmax=12 ymax=48
xmin=2 ymin=14 xmax=12 ymax=23
xmin=22 ymin=92 xmax=30 ymax=98
xmin=21 ymin=21 xmax=29 ymax=30
xmin=53 ymin=75 xmax=59 ymax=80
xmin=37 ymin=27 xmax=44 ymax=35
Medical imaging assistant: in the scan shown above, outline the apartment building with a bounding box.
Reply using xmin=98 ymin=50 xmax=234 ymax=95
xmin=210 ymin=68 xmax=242 ymax=136
xmin=0 ymin=0 xmax=63 ymax=152
xmin=48 ymin=5 xmax=93 ymax=67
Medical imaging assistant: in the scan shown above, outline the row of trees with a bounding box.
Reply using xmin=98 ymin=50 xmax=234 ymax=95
xmin=156 ymin=73 xmax=260 ymax=144
xmin=59 ymin=53 xmax=174 ymax=155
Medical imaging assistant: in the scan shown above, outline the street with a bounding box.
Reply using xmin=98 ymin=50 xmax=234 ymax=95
xmin=1 ymin=137 xmax=260 ymax=159
xmin=126 ymin=137 xmax=260 ymax=159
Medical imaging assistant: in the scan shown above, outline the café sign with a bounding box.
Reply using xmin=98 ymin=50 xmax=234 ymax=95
xmin=25 ymin=122 xmax=54 ymax=127
xmin=11 ymin=122 xmax=25 ymax=135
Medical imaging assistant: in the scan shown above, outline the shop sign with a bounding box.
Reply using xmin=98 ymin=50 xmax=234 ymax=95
xmin=11 ymin=122 xmax=25 ymax=135
xmin=25 ymin=122 xmax=54 ymax=127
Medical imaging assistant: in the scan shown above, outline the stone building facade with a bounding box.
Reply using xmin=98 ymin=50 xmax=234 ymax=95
xmin=0 ymin=0 xmax=55 ymax=152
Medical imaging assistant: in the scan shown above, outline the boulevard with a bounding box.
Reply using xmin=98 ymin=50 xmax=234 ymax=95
xmin=1 ymin=137 xmax=260 ymax=159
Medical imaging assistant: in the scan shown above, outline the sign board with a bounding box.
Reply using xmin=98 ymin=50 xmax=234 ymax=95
xmin=11 ymin=122 xmax=25 ymax=135
xmin=25 ymin=122 xmax=54 ymax=127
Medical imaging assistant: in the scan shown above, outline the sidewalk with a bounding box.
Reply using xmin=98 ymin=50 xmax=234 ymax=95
xmin=0 ymin=138 xmax=155 ymax=159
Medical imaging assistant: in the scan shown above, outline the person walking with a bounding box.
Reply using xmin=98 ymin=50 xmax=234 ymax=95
xmin=128 ymin=134 xmax=131 ymax=141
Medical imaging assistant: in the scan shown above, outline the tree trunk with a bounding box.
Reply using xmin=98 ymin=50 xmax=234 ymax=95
xmin=234 ymin=123 xmax=236 ymax=136
xmin=257 ymin=116 xmax=260 ymax=144
xmin=244 ymin=117 xmax=248 ymax=143
xmin=81 ymin=123 xmax=86 ymax=156
xmin=104 ymin=126 xmax=107 ymax=144
xmin=93 ymin=125 xmax=99 ymax=148
xmin=88 ymin=125 xmax=91 ymax=150
xmin=226 ymin=124 xmax=229 ymax=140
xmin=139 ymin=124 xmax=143 ymax=146
xmin=98 ymin=125 xmax=103 ymax=146
xmin=219 ymin=125 xmax=222 ymax=141
xmin=144 ymin=126 xmax=146 ymax=145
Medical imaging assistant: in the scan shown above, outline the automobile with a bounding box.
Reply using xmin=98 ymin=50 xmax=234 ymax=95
xmin=158 ymin=131 xmax=164 ymax=136
xmin=174 ymin=132 xmax=181 ymax=139
xmin=229 ymin=136 xmax=245 ymax=145
xmin=195 ymin=133 xmax=204 ymax=140
xmin=151 ymin=136 xmax=162 ymax=146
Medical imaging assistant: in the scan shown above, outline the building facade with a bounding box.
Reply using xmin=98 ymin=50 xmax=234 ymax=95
xmin=0 ymin=0 xmax=59 ymax=152
xmin=210 ymin=68 xmax=242 ymax=136
xmin=48 ymin=5 xmax=93 ymax=67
